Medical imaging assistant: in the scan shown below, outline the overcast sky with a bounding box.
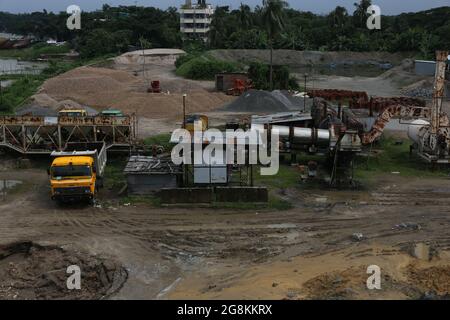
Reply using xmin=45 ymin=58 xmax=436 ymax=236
xmin=0 ymin=0 xmax=449 ymax=15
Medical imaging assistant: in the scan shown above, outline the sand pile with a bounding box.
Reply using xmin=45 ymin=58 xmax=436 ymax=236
xmin=40 ymin=66 xmax=137 ymax=98
xmin=25 ymin=92 xmax=98 ymax=116
xmin=16 ymin=105 xmax=58 ymax=117
xmin=115 ymin=49 xmax=185 ymax=66
xmin=30 ymin=93 xmax=59 ymax=109
xmin=37 ymin=65 xmax=234 ymax=118
xmin=221 ymin=89 xmax=305 ymax=113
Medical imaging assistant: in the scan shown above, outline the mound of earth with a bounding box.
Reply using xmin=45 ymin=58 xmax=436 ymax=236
xmin=209 ymin=49 xmax=410 ymax=67
xmin=21 ymin=94 xmax=98 ymax=116
xmin=37 ymin=65 xmax=234 ymax=119
xmin=0 ymin=241 xmax=127 ymax=300
xmin=115 ymin=48 xmax=186 ymax=66
xmin=221 ymin=89 xmax=307 ymax=113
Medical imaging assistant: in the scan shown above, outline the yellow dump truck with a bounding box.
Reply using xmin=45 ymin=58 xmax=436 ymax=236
xmin=48 ymin=142 xmax=107 ymax=203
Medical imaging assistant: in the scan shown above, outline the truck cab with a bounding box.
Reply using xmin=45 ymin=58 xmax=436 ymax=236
xmin=50 ymin=156 xmax=97 ymax=202
xmin=49 ymin=143 xmax=107 ymax=204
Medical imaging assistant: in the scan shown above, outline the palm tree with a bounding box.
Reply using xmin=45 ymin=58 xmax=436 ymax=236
xmin=262 ymin=0 xmax=288 ymax=90
xmin=238 ymin=3 xmax=252 ymax=30
xmin=328 ymin=6 xmax=348 ymax=33
xmin=353 ymin=0 xmax=372 ymax=28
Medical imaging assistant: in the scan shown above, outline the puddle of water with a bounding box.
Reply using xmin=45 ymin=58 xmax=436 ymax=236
xmin=267 ymin=223 xmax=297 ymax=229
xmin=0 ymin=80 xmax=14 ymax=88
xmin=413 ymin=243 xmax=430 ymax=261
xmin=0 ymin=58 xmax=47 ymax=75
xmin=0 ymin=180 xmax=23 ymax=194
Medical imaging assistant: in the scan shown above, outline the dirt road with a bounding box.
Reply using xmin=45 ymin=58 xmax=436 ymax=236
xmin=0 ymin=166 xmax=449 ymax=300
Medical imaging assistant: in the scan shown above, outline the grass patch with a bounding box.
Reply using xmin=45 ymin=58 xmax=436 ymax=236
xmin=0 ymin=43 xmax=71 ymax=60
xmin=175 ymin=52 xmax=241 ymax=80
xmin=103 ymin=157 xmax=127 ymax=190
xmin=143 ymin=133 xmax=174 ymax=152
xmin=0 ymin=55 xmax=114 ymax=113
xmin=0 ymin=76 xmax=44 ymax=113
xmin=254 ymin=164 xmax=300 ymax=189
xmin=354 ymin=137 xmax=449 ymax=183
xmin=268 ymin=195 xmax=294 ymax=210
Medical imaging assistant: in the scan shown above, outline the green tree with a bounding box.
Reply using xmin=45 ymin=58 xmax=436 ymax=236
xmin=238 ymin=3 xmax=253 ymax=30
xmin=262 ymin=0 xmax=288 ymax=90
xmin=328 ymin=6 xmax=349 ymax=34
xmin=228 ymin=29 xmax=268 ymax=49
xmin=353 ymin=0 xmax=372 ymax=28
xmin=209 ymin=6 xmax=230 ymax=48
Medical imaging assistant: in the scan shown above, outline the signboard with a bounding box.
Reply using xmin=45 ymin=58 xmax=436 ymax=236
xmin=44 ymin=117 xmax=58 ymax=125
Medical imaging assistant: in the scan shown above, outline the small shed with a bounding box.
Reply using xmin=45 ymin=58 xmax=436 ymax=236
xmin=215 ymin=72 xmax=249 ymax=92
xmin=414 ymin=60 xmax=436 ymax=76
xmin=124 ymin=156 xmax=182 ymax=195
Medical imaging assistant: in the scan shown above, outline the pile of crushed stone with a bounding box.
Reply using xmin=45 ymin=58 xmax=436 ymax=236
xmin=221 ymin=89 xmax=309 ymax=113
xmin=0 ymin=241 xmax=127 ymax=300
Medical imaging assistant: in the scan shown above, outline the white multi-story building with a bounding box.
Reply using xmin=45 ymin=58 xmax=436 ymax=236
xmin=180 ymin=0 xmax=214 ymax=42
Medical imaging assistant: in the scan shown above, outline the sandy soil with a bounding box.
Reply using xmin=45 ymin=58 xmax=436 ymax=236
xmin=0 ymin=165 xmax=448 ymax=300
xmin=35 ymin=52 xmax=235 ymax=121
xmin=33 ymin=54 xmax=236 ymax=139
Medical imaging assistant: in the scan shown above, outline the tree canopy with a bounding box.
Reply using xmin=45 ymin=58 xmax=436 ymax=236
xmin=0 ymin=1 xmax=448 ymax=59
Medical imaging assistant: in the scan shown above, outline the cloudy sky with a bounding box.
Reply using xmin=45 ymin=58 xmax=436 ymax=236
xmin=0 ymin=0 xmax=449 ymax=15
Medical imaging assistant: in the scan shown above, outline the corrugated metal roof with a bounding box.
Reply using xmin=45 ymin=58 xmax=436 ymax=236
xmin=251 ymin=111 xmax=312 ymax=125
xmin=124 ymin=156 xmax=182 ymax=175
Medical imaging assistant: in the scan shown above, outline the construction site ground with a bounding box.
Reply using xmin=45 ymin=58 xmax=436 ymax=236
xmin=0 ymin=153 xmax=449 ymax=300
xmin=2 ymin=49 xmax=449 ymax=299
xmin=28 ymin=49 xmax=444 ymax=139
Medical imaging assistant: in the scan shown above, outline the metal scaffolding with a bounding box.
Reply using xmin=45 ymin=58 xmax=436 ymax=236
xmin=0 ymin=114 xmax=137 ymax=154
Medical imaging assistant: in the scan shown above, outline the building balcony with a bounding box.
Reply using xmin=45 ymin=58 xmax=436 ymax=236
xmin=180 ymin=18 xmax=211 ymax=24
xmin=180 ymin=28 xmax=210 ymax=34
xmin=180 ymin=8 xmax=214 ymax=15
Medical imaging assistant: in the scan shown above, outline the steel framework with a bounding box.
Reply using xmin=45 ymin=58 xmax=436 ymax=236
xmin=0 ymin=114 xmax=137 ymax=154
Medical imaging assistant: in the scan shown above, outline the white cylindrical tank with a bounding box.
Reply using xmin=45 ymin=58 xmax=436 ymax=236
xmin=407 ymin=119 xmax=429 ymax=144
xmin=251 ymin=124 xmax=330 ymax=146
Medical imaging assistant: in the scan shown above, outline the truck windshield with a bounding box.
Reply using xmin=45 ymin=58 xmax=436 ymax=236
xmin=52 ymin=166 xmax=92 ymax=179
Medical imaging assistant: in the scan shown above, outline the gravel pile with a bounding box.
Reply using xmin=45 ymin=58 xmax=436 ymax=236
xmin=402 ymin=88 xmax=434 ymax=99
xmin=221 ymin=89 xmax=309 ymax=113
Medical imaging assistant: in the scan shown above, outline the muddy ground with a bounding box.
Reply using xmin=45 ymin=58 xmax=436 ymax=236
xmin=0 ymin=163 xmax=449 ymax=300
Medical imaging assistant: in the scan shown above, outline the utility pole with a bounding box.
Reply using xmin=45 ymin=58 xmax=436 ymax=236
xmin=183 ymin=94 xmax=187 ymax=129
xmin=140 ymin=37 xmax=149 ymax=91
xmin=303 ymin=73 xmax=308 ymax=112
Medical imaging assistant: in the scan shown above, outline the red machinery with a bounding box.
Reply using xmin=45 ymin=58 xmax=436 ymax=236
xmin=148 ymin=80 xmax=161 ymax=93
xmin=226 ymin=79 xmax=254 ymax=96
